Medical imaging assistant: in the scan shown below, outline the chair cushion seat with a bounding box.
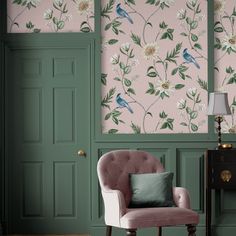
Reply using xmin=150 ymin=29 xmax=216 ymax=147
xmin=120 ymin=207 xmax=199 ymax=229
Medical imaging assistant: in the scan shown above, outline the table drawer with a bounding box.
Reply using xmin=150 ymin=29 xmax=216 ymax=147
xmin=209 ymin=150 xmax=236 ymax=163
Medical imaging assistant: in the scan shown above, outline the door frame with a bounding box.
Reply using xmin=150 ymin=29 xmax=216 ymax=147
xmin=3 ymin=34 xmax=94 ymax=233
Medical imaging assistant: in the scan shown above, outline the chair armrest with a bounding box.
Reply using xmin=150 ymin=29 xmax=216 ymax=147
xmin=102 ymin=188 xmax=126 ymax=227
xmin=173 ymin=187 xmax=191 ymax=209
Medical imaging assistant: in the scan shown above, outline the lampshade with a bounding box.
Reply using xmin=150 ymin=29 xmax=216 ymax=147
xmin=207 ymin=92 xmax=231 ymax=116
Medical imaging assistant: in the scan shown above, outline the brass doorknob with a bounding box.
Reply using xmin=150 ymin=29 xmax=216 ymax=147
xmin=78 ymin=149 xmax=86 ymax=157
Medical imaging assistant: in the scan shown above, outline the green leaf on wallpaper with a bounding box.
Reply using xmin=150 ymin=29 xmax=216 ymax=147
xmin=119 ymin=62 xmax=126 ymax=69
xmin=171 ymin=67 xmax=178 ymax=75
xmin=105 ymin=113 xmax=111 ymax=120
xmin=214 ymin=21 xmax=223 ymax=33
xmin=101 ymin=0 xmax=115 ymax=19
xmin=165 ymin=43 xmax=182 ymax=64
xmin=53 ymin=3 xmax=61 ymax=11
xmin=124 ymin=66 xmax=131 ymax=74
xmin=108 ymin=129 xmax=119 ymax=134
xmin=124 ymin=78 xmax=132 ymax=87
xmin=226 ymin=66 xmax=234 ymax=74
xmin=196 ymin=94 xmax=201 ymax=103
xmin=232 ymin=97 xmax=236 ymax=106
xmin=147 ymin=71 xmax=157 ymax=77
xmin=159 ymin=21 xmax=168 ymax=29
xmin=161 ymin=28 xmax=174 ymax=40
xmin=191 ymin=33 xmax=198 ymax=42
xmin=105 ymin=23 xmax=112 ymax=31
xmin=131 ymin=32 xmax=142 ymax=47
xmin=146 ymin=82 xmax=155 ymax=95
xmin=190 ymin=111 xmax=198 ymax=119
xmin=190 ymin=21 xmax=198 ymax=30
xmin=186 ymin=3 xmax=194 ymax=11
xmin=197 ymin=78 xmax=208 ymax=91
xmin=112 ymin=117 xmax=119 ymax=125
xmin=146 ymin=0 xmax=156 ymax=5
xmin=13 ymin=0 xmax=22 ymax=4
xmin=155 ymin=90 xmax=160 ymax=96
xmin=160 ymin=92 xmax=169 ymax=99
xmin=26 ymin=21 xmax=34 ymax=29
xmin=114 ymin=77 xmax=121 ymax=81
xmin=80 ymin=21 xmax=90 ymax=33
xmin=161 ymin=118 xmax=174 ymax=130
xmin=33 ymin=28 xmax=41 ymax=33
xmin=147 ymin=22 xmax=153 ymax=27
xmin=191 ymin=123 xmax=198 ymax=132
xmin=194 ymin=43 xmax=202 ymax=50
xmin=214 ymin=38 xmax=222 ymax=50
xmin=101 ymin=87 xmax=116 ymax=109
xmin=232 ymin=7 xmax=236 ymax=16
xmin=186 ymin=93 xmax=194 ymax=101
xmin=175 ymin=84 xmax=185 ymax=90
xmin=127 ymin=88 xmax=136 ymax=95
xmin=62 ymin=3 xmax=68 ymax=13
xmin=196 ymin=4 xmax=201 ymax=14
xmin=131 ymin=122 xmax=141 ymax=134
xmin=227 ymin=74 xmax=236 ymax=84
xmin=126 ymin=0 xmax=136 ymax=5
xmin=101 ymin=73 xmax=107 ymax=85
xmin=57 ymin=21 xmax=65 ymax=30
xmin=186 ymin=17 xmax=192 ymax=25
xmin=147 ymin=66 xmax=157 ymax=77
xmin=108 ymin=39 xmax=119 ymax=45
xmin=147 ymin=112 xmax=153 ymax=117
xmin=159 ymin=111 xmax=168 ymax=119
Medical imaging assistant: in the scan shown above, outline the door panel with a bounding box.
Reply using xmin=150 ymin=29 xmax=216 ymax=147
xmin=6 ymin=46 xmax=91 ymax=233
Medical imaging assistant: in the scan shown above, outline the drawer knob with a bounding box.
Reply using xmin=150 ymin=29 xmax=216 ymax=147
xmin=220 ymin=170 xmax=232 ymax=182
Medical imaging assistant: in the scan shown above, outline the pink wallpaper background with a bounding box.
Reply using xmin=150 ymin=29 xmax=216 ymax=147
xmin=214 ymin=0 xmax=236 ymax=133
xmin=101 ymin=0 xmax=208 ymax=134
xmin=7 ymin=0 xmax=94 ymax=33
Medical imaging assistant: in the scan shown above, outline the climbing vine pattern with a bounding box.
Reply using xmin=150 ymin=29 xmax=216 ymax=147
xmin=7 ymin=0 xmax=94 ymax=33
xmin=214 ymin=0 xmax=236 ymax=133
xmin=101 ymin=0 xmax=208 ymax=134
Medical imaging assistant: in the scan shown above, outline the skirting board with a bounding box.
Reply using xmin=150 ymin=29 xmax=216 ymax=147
xmin=90 ymin=226 xmax=236 ymax=236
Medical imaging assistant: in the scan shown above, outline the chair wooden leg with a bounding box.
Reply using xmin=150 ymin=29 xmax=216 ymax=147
xmin=106 ymin=226 xmax=112 ymax=236
xmin=126 ymin=229 xmax=137 ymax=236
xmin=187 ymin=224 xmax=196 ymax=236
xmin=158 ymin=226 xmax=162 ymax=236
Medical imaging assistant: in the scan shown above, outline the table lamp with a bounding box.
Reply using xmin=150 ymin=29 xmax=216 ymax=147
xmin=207 ymin=92 xmax=231 ymax=149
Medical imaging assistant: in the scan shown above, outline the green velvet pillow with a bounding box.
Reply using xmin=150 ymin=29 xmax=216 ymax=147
xmin=129 ymin=172 xmax=175 ymax=208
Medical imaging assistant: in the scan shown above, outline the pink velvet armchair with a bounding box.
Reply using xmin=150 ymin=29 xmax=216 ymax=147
xmin=97 ymin=150 xmax=199 ymax=236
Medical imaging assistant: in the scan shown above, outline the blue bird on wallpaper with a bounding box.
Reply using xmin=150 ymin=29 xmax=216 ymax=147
xmin=116 ymin=93 xmax=133 ymax=113
xmin=183 ymin=48 xmax=200 ymax=69
xmin=116 ymin=3 xmax=133 ymax=24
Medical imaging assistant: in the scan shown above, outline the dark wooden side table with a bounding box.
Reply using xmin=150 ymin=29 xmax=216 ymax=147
xmin=205 ymin=149 xmax=236 ymax=236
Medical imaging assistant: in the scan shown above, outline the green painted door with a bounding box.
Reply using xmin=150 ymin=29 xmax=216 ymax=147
xmin=6 ymin=46 xmax=91 ymax=233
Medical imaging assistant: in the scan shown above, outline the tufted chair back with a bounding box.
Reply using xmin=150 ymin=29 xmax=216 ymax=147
xmin=97 ymin=150 xmax=164 ymax=207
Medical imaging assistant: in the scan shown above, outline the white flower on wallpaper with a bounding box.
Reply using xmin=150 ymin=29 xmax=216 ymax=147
xmin=214 ymin=0 xmax=236 ymax=133
xmin=101 ymin=0 xmax=208 ymax=134
xmin=7 ymin=0 xmax=94 ymax=33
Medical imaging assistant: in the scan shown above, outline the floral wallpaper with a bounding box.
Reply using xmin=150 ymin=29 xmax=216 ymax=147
xmin=214 ymin=0 xmax=236 ymax=134
xmin=101 ymin=0 xmax=208 ymax=134
xmin=7 ymin=0 xmax=94 ymax=33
